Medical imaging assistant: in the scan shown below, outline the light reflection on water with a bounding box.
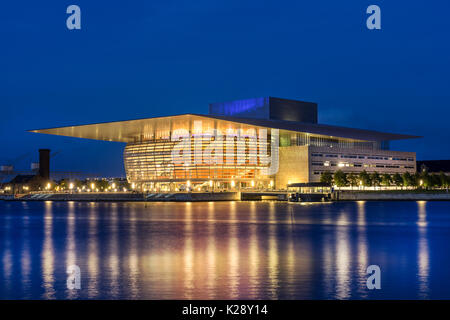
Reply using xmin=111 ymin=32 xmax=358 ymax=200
xmin=417 ymin=201 xmax=429 ymax=299
xmin=0 ymin=200 xmax=450 ymax=299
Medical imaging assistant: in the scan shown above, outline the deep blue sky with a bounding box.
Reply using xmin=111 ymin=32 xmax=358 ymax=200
xmin=2 ymin=1 xmax=450 ymax=177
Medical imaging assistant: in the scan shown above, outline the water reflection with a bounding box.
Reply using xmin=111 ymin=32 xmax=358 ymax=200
xmin=417 ymin=201 xmax=429 ymax=298
xmin=335 ymin=226 xmax=351 ymax=299
xmin=228 ymin=201 xmax=240 ymax=299
xmin=128 ymin=205 xmax=139 ymax=299
xmin=206 ymin=202 xmax=217 ymax=298
xmin=267 ymin=202 xmax=279 ymax=299
xmin=87 ymin=202 xmax=99 ymax=298
xmin=183 ymin=202 xmax=194 ymax=299
xmin=20 ymin=209 xmax=31 ymax=298
xmin=1 ymin=210 xmax=13 ymax=295
xmin=248 ymin=202 xmax=259 ymax=299
xmin=108 ymin=204 xmax=120 ymax=298
xmin=356 ymin=201 xmax=368 ymax=298
xmin=66 ymin=201 xmax=77 ymax=299
xmin=42 ymin=201 xmax=55 ymax=299
xmin=0 ymin=200 xmax=446 ymax=299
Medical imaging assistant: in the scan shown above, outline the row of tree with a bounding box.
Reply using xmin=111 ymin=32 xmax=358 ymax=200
xmin=319 ymin=170 xmax=450 ymax=189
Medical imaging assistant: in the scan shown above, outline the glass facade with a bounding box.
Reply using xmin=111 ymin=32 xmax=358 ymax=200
xmin=123 ymin=117 xmax=279 ymax=191
xmin=122 ymin=116 xmax=384 ymax=191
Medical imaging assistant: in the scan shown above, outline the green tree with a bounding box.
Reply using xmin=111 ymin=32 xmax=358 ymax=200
xmin=429 ymin=174 xmax=440 ymax=189
xmin=320 ymin=171 xmax=333 ymax=186
xmin=439 ymin=172 xmax=448 ymax=188
xmin=402 ymin=172 xmax=414 ymax=188
xmin=58 ymin=179 xmax=69 ymax=190
xmin=333 ymin=170 xmax=348 ymax=187
xmin=371 ymin=172 xmax=382 ymax=187
xmin=412 ymin=172 xmax=421 ymax=188
xmin=418 ymin=170 xmax=430 ymax=189
xmin=74 ymin=179 xmax=83 ymax=189
xmin=118 ymin=180 xmax=131 ymax=191
xmin=381 ymin=173 xmax=392 ymax=187
xmin=392 ymin=173 xmax=403 ymax=188
xmin=91 ymin=179 xmax=109 ymax=191
xmin=446 ymin=175 xmax=450 ymax=189
xmin=359 ymin=170 xmax=371 ymax=187
xmin=347 ymin=173 xmax=359 ymax=189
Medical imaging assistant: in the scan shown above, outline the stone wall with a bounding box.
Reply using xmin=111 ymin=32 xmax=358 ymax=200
xmin=275 ymin=145 xmax=309 ymax=189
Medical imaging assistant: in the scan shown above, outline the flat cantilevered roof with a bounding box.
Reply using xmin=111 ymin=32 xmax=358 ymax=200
xmin=29 ymin=113 xmax=420 ymax=143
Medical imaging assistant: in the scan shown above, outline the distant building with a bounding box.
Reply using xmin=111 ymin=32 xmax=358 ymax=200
xmin=30 ymin=97 xmax=420 ymax=191
xmin=6 ymin=174 xmax=42 ymax=193
xmin=1 ymin=149 xmax=51 ymax=193
xmin=417 ymin=160 xmax=450 ymax=175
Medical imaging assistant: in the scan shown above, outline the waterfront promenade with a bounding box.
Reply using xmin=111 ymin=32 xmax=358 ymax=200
xmin=2 ymin=191 xmax=450 ymax=202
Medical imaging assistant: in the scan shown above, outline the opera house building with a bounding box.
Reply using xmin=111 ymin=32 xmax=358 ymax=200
xmin=31 ymin=97 xmax=419 ymax=192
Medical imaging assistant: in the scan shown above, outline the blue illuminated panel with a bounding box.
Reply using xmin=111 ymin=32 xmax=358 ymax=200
xmin=209 ymin=97 xmax=270 ymax=119
xmin=209 ymin=97 xmax=318 ymax=123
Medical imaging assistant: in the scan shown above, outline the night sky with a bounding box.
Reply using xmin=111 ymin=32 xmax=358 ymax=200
xmin=2 ymin=1 xmax=449 ymax=177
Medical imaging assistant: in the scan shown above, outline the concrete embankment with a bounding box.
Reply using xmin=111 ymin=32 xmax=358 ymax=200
xmin=1 ymin=192 xmax=240 ymax=202
xmin=334 ymin=191 xmax=450 ymax=201
xmin=4 ymin=191 xmax=449 ymax=202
